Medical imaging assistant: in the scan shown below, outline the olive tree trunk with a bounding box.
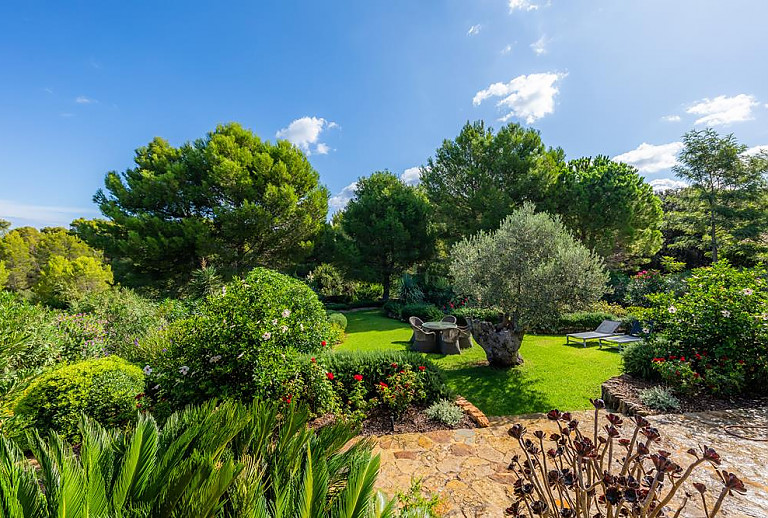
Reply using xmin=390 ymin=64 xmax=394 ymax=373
xmin=468 ymin=319 xmax=524 ymax=367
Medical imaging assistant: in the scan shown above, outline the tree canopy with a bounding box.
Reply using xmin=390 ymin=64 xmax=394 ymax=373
xmin=450 ymin=204 xmax=607 ymax=366
xmin=74 ymin=123 xmax=329 ymax=291
xmin=553 ymin=156 xmax=663 ymax=269
xmin=0 ymin=226 xmax=111 ymax=305
xmin=339 ymin=171 xmax=434 ymax=300
xmin=670 ymin=128 xmax=768 ymax=265
xmin=421 ymin=120 xmax=564 ymax=246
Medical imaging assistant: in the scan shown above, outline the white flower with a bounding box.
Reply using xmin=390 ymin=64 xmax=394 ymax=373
xmin=152 ymin=384 xmax=160 ymax=390
xmin=221 ymin=286 xmax=227 ymax=295
xmin=237 ymin=352 xmax=245 ymax=359
xmin=743 ymin=288 xmax=754 ymax=296
xmin=282 ymin=309 xmax=291 ymax=318
xmin=262 ymin=332 xmax=272 ymax=340
xmin=642 ymin=327 xmax=650 ymax=334
xmin=179 ymin=365 xmax=189 ymax=375
xmin=209 ymin=355 xmax=222 ymax=363
xmin=668 ymin=306 xmax=677 ymax=314
xmin=280 ymin=325 xmax=288 ymax=333
xmin=721 ymin=310 xmax=731 ymax=318
xmin=272 ymin=319 xmax=278 ymax=326
xmin=143 ymin=365 xmax=153 ymax=375
xmin=300 ymin=323 xmax=304 ymax=331
xmin=762 ymin=313 xmax=768 ymax=321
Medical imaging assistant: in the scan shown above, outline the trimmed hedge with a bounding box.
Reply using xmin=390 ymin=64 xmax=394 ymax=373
xmin=13 ymin=356 xmax=144 ymax=441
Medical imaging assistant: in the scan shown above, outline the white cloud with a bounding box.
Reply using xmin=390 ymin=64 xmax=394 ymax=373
xmin=276 ymin=116 xmax=337 ymax=155
xmin=509 ymin=0 xmax=539 ymax=12
xmin=661 ymin=114 xmax=681 ymax=122
xmin=686 ymin=94 xmax=758 ymax=126
xmin=400 ymin=167 xmax=421 ymax=186
xmin=328 ymin=182 xmax=357 ymax=213
xmin=649 ymin=178 xmax=688 ymax=192
xmin=473 ymin=72 xmax=565 ymax=124
xmin=75 ymin=96 xmax=96 ymax=104
xmin=745 ymin=144 xmax=768 ymax=156
xmin=467 ymin=24 xmax=482 ymax=36
xmin=530 ymin=35 xmax=548 ymax=55
xmin=0 ymin=199 xmax=98 ymax=228
xmin=613 ymin=142 xmax=683 ymax=173
xmin=501 ymin=44 xmax=513 ymax=55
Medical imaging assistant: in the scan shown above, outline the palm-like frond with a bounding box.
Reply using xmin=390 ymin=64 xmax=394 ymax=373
xmin=0 ymin=399 xmax=397 ymax=518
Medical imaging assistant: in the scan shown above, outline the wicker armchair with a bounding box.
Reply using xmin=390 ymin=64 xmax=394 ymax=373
xmin=440 ymin=327 xmax=462 ymax=355
xmin=408 ymin=316 xmax=424 ymax=343
xmin=411 ymin=326 xmax=438 ymax=353
xmin=441 ymin=315 xmax=457 ymax=324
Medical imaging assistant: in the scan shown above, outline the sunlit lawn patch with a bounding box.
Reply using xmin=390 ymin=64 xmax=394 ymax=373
xmin=338 ymin=309 xmax=622 ymax=416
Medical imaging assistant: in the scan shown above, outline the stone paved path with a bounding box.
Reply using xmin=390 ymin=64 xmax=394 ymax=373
xmin=374 ymin=408 xmax=768 ymax=517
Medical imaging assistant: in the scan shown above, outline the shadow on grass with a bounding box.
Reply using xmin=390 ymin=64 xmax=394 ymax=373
xmin=442 ymin=363 xmax=552 ymax=416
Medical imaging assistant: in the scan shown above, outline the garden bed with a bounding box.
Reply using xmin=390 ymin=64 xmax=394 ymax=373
xmin=311 ymin=405 xmax=476 ymax=436
xmin=603 ymin=374 xmax=768 ymax=415
xmin=359 ymin=405 xmax=476 ymax=436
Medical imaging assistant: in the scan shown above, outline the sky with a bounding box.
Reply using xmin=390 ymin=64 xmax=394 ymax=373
xmin=1 ymin=0 xmax=767 ymax=228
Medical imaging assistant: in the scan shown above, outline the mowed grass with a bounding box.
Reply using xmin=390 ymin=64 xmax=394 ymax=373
xmin=337 ymin=309 xmax=622 ymax=416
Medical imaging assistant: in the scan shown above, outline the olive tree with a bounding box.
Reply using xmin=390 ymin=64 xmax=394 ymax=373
xmin=450 ymin=204 xmax=608 ymax=367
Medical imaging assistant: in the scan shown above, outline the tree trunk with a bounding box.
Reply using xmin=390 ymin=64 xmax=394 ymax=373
xmin=382 ymin=277 xmax=391 ymax=301
xmin=468 ymin=319 xmax=524 ymax=367
xmin=710 ymin=211 xmax=718 ymax=263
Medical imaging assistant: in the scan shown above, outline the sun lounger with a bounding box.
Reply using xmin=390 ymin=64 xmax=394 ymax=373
xmin=565 ymin=320 xmax=621 ymax=347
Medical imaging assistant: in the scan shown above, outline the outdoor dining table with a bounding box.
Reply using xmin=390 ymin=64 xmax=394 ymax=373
xmin=421 ymin=321 xmax=457 ymax=347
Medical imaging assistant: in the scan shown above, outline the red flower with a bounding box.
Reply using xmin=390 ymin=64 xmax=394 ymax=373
xmin=321 ymin=341 xmax=327 ymax=347
xmin=418 ymin=366 xmax=426 ymax=371
xmin=283 ymin=395 xmax=292 ymax=404
xmin=326 ymin=372 xmax=334 ymax=380
xmin=694 ymin=372 xmax=700 ymax=378
xmin=353 ymin=374 xmax=363 ymax=382
xmin=391 ymin=363 xmax=398 ymax=368
xmin=738 ymin=360 xmax=745 ymax=365
xmin=680 ymin=356 xmax=686 ymax=362
xmin=449 ymin=302 xmax=454 ymax=308
xmin=669 ymin=355 xmax=677 ymax=360
xmin=379 ymin=381 xmax=388 ymax=388
xmin=310 ymin=357 xmax=316 ymax=363
xmin=695 ymin=353 xmax=702 ymax=360
xmin=135 ymin=393 xmax=145 ymax=400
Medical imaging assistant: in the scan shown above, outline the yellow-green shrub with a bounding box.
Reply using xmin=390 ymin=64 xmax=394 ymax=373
xmin=13 ymin=356 xmax=144 ymax=441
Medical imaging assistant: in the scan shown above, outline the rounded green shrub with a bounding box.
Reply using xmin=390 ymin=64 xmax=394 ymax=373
xmin=13 ymin=356 xmax=144 ymax=440
xmin=621 ymin=339 xmax=663 ymax=381
xmin=327 ymin=311 xmax=347 ymax=330
xmin=153 ymin=267 xmax=334 ymax=408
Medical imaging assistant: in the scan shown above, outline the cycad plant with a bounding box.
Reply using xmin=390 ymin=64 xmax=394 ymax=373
xmin=0 ymin=400 xmax=403 ymax=518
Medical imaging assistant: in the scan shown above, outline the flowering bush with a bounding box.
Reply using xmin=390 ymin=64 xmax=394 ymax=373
xmin=376 ymin=366 xmax=426 ymax=419
xmin=644 ymin=262 xmax=768 ymax=394
xmin=149 ymin=267 xmax=334 ymax=409
xmin=652 ymin=356 xmax=701 ymax=395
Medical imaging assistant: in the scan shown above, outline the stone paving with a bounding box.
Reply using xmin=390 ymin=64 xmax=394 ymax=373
xmin=373 ymin=408 xmax=768 ymax=517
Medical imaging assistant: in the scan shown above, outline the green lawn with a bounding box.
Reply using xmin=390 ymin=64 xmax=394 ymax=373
xmin=337 ymin=309 xmax=622 ymax=416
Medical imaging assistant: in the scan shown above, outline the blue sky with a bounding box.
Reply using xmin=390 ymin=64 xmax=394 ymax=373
xmin=1 ymin=0 xmax=767 ymax=227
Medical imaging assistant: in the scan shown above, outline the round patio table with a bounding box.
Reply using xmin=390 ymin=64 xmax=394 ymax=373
xmin=422 ymin=321 xmax=457 ymax=349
